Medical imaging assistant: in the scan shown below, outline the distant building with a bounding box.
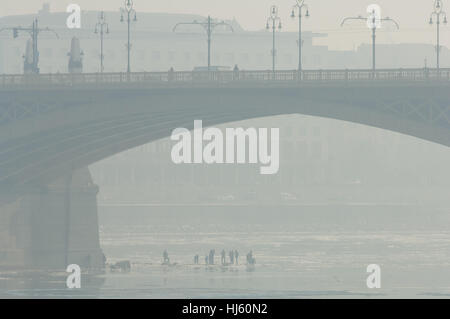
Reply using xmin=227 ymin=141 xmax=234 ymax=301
xmin=0 ymin=4 xmax=325 ymax=74
xmin=1 ymin=4 xmax=449 ymax=74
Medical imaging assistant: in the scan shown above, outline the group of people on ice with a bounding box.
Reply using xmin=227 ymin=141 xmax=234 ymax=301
xmin=198 ymin=249 xmax=255 ymax=266
xmin=219 ymin=249 xmax=240 ymax=265
xmin=163 ymin=249 xmax=255 ymax=266
xmin=195 ymin=249 xmax=240 ymax=266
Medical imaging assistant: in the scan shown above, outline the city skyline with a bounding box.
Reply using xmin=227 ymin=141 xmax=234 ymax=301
xmin=0 ymin=0 xmax=449 ymax=50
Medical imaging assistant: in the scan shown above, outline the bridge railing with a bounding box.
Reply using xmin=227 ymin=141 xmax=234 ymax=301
xmin=2 ymin=68 xmax=450 ymax=88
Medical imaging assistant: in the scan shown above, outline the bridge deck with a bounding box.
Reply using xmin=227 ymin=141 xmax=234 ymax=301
xmin=2 ymin=68 xmax=450 ymax=90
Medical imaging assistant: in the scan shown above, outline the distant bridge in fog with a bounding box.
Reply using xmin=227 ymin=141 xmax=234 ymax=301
xmin=0 ymin=68 xmax=449 ymax=269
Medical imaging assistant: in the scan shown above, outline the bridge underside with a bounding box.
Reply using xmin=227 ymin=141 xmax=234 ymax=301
xmin=0 ymin=85 xmax=449 ymax=198
xmin=0 ymin=84 xmax=448 ymax=269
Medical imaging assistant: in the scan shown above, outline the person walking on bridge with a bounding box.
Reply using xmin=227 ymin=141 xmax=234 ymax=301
xmin=168 ymin=67 xmax=175 ymax=82
xmin=233 ymin=64 xmax=240 ymax=81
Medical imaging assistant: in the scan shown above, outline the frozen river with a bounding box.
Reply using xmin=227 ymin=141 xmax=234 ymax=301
xmin=1 ymin=204 xmax=450 ymax=298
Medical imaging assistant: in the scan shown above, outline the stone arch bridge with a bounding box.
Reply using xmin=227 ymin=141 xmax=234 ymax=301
xmin=0 ymin=69 xmax=449 ymax=269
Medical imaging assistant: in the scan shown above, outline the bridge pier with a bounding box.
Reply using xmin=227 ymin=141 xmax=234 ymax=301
xmin=0 ymin=168 xmax=104 ymax=271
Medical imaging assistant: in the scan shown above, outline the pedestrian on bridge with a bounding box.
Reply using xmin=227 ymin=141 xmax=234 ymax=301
xmin=233 ymin=64 xmax=240 ymax=81
xmin=168 ymin=67 xmax=175 ymax=82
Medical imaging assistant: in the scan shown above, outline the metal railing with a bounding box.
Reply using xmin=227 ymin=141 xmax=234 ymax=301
xmin=1 ymin=68 xmax=450 ymax=89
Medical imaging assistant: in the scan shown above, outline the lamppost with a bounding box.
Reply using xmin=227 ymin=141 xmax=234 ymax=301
xmin=341 ymin=8 xmax=399 ymax=71
xmin=0 ymin=19 xmax=58 ymax=74
xmin=120 ymin=0 xmax=137 ymax=73
xmin=291 ymin=0 xmax=309 ymax=72
xmin=173 ymin=16 xmax=234 ymax=71
xmin=429 ymin=0 xmax=448 ymax=70
xmin=266 ymin=5 xmax=282 ymax=75
xmin=95 ymin=11 xmax=109 ymax=73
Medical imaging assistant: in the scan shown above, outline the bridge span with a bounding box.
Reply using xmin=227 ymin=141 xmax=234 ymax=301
xmin=2 ymin=68 xmax=450 ymax=89
xmin=0 ymin=68 xmax=449 ymax=269
xmin=1 ymin=68 xmax=449 ymax=190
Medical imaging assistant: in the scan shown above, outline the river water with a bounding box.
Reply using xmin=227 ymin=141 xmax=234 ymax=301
xmin=1 ymin=204 xmax=450 ymax=298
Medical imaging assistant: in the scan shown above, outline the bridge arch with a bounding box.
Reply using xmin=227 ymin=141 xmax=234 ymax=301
xmin=0 ymin=84 xmax=449 ymax=199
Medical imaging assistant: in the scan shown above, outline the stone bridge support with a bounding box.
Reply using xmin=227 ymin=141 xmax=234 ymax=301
xmin=0 ymin=167 xmax=104 ymax=270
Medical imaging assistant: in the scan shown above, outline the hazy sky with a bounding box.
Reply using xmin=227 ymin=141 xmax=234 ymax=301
xmin=1 ymin=0 xmax=449 ymax=49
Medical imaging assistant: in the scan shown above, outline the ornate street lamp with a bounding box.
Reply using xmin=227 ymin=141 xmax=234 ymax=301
xmin=342 ymin=8 xmax=399 ymax=71
xmin=95 ymin=11 xmax=109 ymax=73
xmin=430 ymin=0 xmax=448 ymax=70
xmin=266 ymin=5 xmax=283 ymax=75
xmin=120 ymin=0 xmax=137 ymax=73
xmin=291 ymin=0 xmax=310 ymax=72
xmin=173 ymin=16 xmax=234 ymax=71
